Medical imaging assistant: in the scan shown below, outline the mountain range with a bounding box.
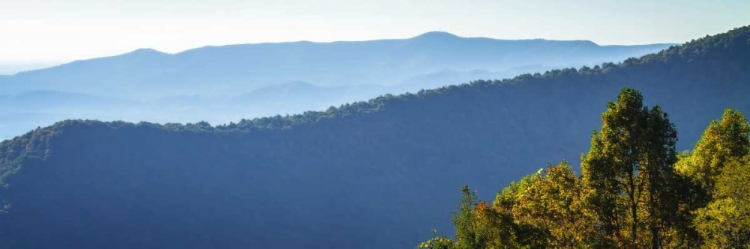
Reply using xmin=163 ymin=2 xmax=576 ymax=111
xmin=0 ymin=32 xmax=672 ymax=140
xmin=0 ymin=61 xmax=62 ymax=76
xmin=0 ymin=32 xmax=671 ymax=98
xmin=1 ymin=26 xmax=748 ymax=248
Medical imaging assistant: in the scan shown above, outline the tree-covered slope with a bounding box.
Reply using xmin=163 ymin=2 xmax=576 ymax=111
xmin=0 ymin=26 xmax=748 ymax=248
xmin=0 ymin=32 xmax=671 ymax=142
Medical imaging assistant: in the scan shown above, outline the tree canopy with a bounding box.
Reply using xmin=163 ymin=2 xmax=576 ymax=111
xmin=420 ymin=90 xmax=750 ymax=248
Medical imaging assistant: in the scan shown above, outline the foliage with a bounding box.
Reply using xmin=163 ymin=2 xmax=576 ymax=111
xmin=422 ymin=89 xmax=750 ymax=248
xmin=580 ymin=88 xmax=680 ymax=247
xmin=513 ymin=162 xmax=595 ymax=248
xmin=418 ymin=230 xmax=456 ymax=249
xmin=676 ymin=108 xmax=750 ymax=196
xmin=693 ymin=155 xmax=750 ymax=248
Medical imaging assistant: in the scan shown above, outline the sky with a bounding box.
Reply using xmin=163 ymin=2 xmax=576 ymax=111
xmin=1 ymin=0 xmax=749 ymax=62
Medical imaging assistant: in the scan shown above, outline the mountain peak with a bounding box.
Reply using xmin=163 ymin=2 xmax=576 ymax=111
xmin=412 ymin=31 xmax=461 ymax=40
xmin=126 ymin=48 xmax=168 ymax=56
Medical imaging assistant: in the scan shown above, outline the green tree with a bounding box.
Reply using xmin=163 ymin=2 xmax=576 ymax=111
xmin=672 ymin=108 xmax=750 ymax=247
xmin=493 ymin=171 xmax=539 ymax=210
xmin=453 ymin=186 xmax=536 ymax=249
xmin=419 ymin=186 xmax=528 ymax=249
xmin=693 ymin=155 xmax=750 ymax=248
xmin=419 ymin=230 xmax=456 ymax=249
xmin=513 ymin=162 xmax=594 ymax=248
xmin=642 ymin=106 xmax=681 ymax=248
xmin=581 ymin=88 xmax=679 ymax=248
xmin=453 ymin=186 xmax=481 ymax=249
xmin=676 ymin=108 xmax=750 ymax=197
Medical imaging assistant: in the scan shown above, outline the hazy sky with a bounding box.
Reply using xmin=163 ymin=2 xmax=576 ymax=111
xmin=1 ymin=0 xmax=748 ymax=62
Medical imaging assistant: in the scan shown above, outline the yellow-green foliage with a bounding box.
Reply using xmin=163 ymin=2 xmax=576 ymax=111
xmin=581 ymin=88 xmax=680 ymax=248
xmin=513 ymin=162 xmax=594 ymax=248
xmin=693 ymin=156 xmax=750 ymax=248
xmin=676 ymin=108 xmax=750 ymax=195
xmin=420 ymin=91 xmax=750 ymax=249
xmin=418 ymin=230 xmax=456 ymax=249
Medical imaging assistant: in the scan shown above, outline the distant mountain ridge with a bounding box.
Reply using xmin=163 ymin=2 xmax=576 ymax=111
xmin=0 ymin=26 xmax=747 ymax=249
xmin=0 ymin=32 xmax=672 ymax=100
xmin=0 ymin=32 xmax=673 ymax=140
xmin=0 ymin=90 xmax=133 ymax=109
xmin=0 ymin=61 xmax=63 ymax=76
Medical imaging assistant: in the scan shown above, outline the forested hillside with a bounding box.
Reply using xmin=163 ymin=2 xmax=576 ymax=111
xmin=0 ymin=32 xmax=670 ymax=141
xmin=420 ymin=90 xmax=750 ymax=248
xmin=0 ymin=26 xmax=748 ymax=248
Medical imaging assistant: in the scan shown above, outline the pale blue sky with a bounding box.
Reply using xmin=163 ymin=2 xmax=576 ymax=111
xmin=1 ymin=0 xmax=748 ymax=62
